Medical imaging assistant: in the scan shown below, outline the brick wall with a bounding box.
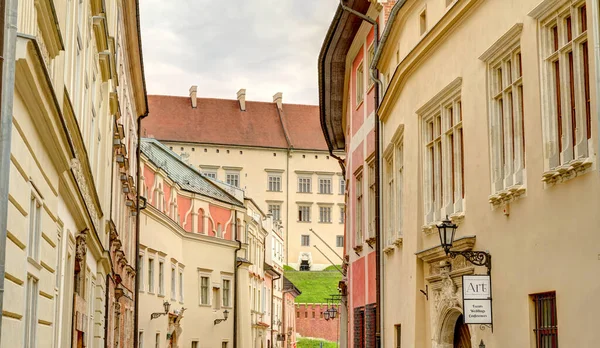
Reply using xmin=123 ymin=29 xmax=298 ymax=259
xmin=295 ymin=304 xmax=341 ymax=342
xmin=353 ymin=307 xmax=364 ymax=347
xmin=365 ymin=304 xmax=377 ymax=348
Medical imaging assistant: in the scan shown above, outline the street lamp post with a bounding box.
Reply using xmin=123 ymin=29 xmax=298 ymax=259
xmin=214 ymin=309 xmax=229 ymax=325
xmin=436 ymin=216 xmax=492 ymax=275
xmin=150 ymin=301 xmax=171 ymax=320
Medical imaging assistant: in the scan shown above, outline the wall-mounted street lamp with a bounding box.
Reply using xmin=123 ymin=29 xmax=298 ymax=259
xmin=150 ymin=301 xmax=171 ymax=320
xmin=214 ymin=309 xmax=229 ymax=325
xmin=324 ymin=307 xmax=338 ymax=321
xmin=437 ymin=216 xmax=492 ymax=275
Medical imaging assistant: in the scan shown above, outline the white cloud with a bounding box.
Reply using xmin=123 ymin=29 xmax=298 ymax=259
xmin=140 ymin=0 xmax=339 ymax=104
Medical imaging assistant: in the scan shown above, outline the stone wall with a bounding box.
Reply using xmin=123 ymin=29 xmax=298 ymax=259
xmin=295 ymin=304 xmax=341 ymax=343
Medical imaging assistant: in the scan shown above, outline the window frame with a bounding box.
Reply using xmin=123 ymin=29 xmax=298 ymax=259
xmin=355 ymin=169 xmax=364 ymax=246
xmin=222 ymin=278 xmax=232 ymax=308
xmin=268 ymin=203 xmax=282 ymax=222
xmin=318 ymin=205 xmax=332 ymax=223
xmin=318 ymin=177 xmax=332 ymax=194
xmin=226 ymin=172 xmax=240 ymax=187
xmin=298 ymin=205 xmax=311 ymax=223
xmin=356 ymin=61 xmax=364 ymax=106
xmin=336 ymin=235 xmax=344 ymax=248
xmin=300 ymin=235 xmax=310 ymax=247
xmin=297 ymin=176 xmax=312 ymax=193
xmin=268 ymin=174 xmax=282 ymax=192
xmin=199 ymin=270 xmax=212 ymax=306
xmin=532 ymin=291 xmax=558 ymax=348
xmin=147 ymin=257 xmax=155 ymax=294
xmin=28 ymin=190 xmax=43 ymax=262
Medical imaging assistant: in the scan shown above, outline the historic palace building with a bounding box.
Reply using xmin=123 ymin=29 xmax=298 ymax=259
xmin=320 ymin=0 xmax=599 ymax=347
xmin=0 ymin=0 xmax=147 ymax=347
xmin=141 ymin=90 xmax=346 ymax=271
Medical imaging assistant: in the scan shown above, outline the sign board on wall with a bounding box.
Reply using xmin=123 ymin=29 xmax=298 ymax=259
xmin=462 ymin=275 xmax=493 ymax=325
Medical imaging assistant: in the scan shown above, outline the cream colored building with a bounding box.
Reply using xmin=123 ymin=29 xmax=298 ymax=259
xmin=138 ymin=138 xmax=288 ymax=348
xmin=1 ymin=0 xmax=147 ymax=347
xmin=142 ymin=90 xmax=346 ymax=270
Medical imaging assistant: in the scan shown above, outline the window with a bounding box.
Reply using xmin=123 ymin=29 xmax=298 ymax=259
xmin=200 ymin=276 xmax=209 ymax=305
xmin=339 ymin=178 xmax=345 ymax=194
xmin=319 ymin=206 xmax=331 ymax=223
xmin=395 ymin=324 xmax=402 ymax=348
xmin=192 ymin=342 xmax=198 ymax=348
xmin=179 ymin=270 xmax=184 ymax=302
xmin=171 ymin=265 xmax=176 ymax=300
xmin=213 ymin=287 xmax=221 ymax=309
xmin=148 ymin=258 xmax=154 ymax=293
xmin=318 ymin=178 xmax=332 ymax=194
xmin=268 ymin=204 xmax=281 ymax=221
xmin=395 ymin=141 xmax=404 ymax=238
xmin=355 ymin=173 xmax=363 ymax=245
xmin=420 ymin=8 xmax=427 ymax=35
xmin=301 ymin=235 xmax=310 ymax=247
xmin=532 ymin=292 xmax=558 ymax=348
xmin=24 ymin=275 xmax=38 ymax=348
xmin=368 ymin=45 xmax=375 ymax=87
xmin=28 ymin=193 xmax=42 ymax=261
xmin=202 ymin=171 xmax=217 ymax=179
xmin=483 ymin=30 xmax=526 ymax=196
xmin=420 ymin=80 xmax=463 ymax=224
xmin=268 ymin=174 xmax=282 ymax=192
xmin=538 ymin=3 xmax=592 ymax=173
xmin=356 ymin=62 xmax=364 ymax=105
xmin=223 ymin=279 xmax=231 ymax=307
xmin=222 ymin=342 xmax=228 ymax=348
xmin=158 ymin=261 xmax=164 ymax=295
xmin=226 ymin=173 xmax=240 ymax=187
xmin=138 ymin=254 xmax=144 ymax=291
xmin=297 ymin=311 xmax=300 ymax=318
xmin=385 ymin=155 xmax=395 ymax=245
xmin=155 ymin=333 xmax=160 ymax=348
xmin=139 ymin=332 xmax=144 ymax=348
xmin=336 ymin=235 xmax=344 ymax=248
xmin=298 ymin=177 xmax=312 ymax=193
xmin=339 ymin=206 xmax=345 ymax=223
xmin=298 ymin=205 xmax=311 ymax=222
xmin=368 ymin=161 xmax=376 ymax=238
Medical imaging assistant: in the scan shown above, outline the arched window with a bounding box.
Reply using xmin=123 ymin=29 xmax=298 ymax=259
xmin=198 ymin=209 xmax=205 ymax=234
xmin=216 ymin=223 xmax=222 ymax=238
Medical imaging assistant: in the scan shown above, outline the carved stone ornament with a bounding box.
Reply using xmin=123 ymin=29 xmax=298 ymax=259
xmin=434 ymin=273 xmax=461 ymax=313
xmin=75 ymin=231 xmax=87 ymax=262
xmin=70 ymin=155 xmax=100 ymax=232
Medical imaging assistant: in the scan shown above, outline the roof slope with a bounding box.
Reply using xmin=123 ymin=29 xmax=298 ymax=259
xmin=142 ymin=95 xmax=329 ymax=151
xmin=141 ymin=138 xmax=243 ymax=207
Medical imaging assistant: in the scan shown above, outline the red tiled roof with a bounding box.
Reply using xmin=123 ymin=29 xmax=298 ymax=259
xmin=143 ymin=95 xmax=328 ymax=151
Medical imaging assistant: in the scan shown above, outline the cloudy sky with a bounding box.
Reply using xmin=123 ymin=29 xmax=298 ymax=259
xmin=139 ymin=0 xmax=339 ymax=105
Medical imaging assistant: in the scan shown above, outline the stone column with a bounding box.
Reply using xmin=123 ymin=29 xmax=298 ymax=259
xmin=237 ymin=262 xmax=252 ymax=348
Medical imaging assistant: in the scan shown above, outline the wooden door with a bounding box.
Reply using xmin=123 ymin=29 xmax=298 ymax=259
xmin=453 ymin=315 xmax=471 ymax=348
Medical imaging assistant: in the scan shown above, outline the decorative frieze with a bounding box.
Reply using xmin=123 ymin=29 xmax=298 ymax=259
xmin=542 ymin=158 xmax=593 ymax=186
xmin=70 ymin=155 xmax=101 ymax=233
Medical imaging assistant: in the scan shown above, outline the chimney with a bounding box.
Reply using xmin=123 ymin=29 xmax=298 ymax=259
xmin=273 ymin=92 xmax=283 ymax=110
xmin=189 ymin=85 xmax=198 ymax=108
xmin=237 ymin=88 xmax=246 ymax=111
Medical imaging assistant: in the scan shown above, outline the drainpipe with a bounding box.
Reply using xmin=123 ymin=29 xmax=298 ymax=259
xmin=133 ymin=111 xmax=149 ymax=348
xmin=233 ymin=211 xmax=242 ymax=348
xmin=338 ymin=2 xmax=382 ymax=346
xmin=0 ymin=0 xmax=18 ymax=337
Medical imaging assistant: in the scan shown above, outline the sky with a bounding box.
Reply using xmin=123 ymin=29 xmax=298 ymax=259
xmin=139 ymin=0 xmax=340 ymax=105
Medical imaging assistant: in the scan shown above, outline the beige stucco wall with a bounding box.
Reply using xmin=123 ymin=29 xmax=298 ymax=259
xmin=163 ymin=142 xmax=346 ymax=270
xmin=378 ymin=0 xmax=600 ymax=347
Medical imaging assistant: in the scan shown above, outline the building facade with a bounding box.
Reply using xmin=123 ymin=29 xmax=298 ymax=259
xmin=1 ymin=0 xmax=147 ymax=347
xmin=320 ymin=0 xmax=600 ymax=347
xmin=141 ymin=90 xmax=345 ymax=270
xmin=282 ymin=277 xmax=301 ymax=348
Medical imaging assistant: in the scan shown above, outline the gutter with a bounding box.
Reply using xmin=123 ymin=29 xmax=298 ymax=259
xmin=274 ymin=101 xmax=292 ymax=267
xmin=0 ymin=0 xmax=18 ymax=337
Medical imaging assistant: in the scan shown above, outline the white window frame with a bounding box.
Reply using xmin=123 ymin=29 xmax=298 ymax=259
xmin=268 ymin=174 xmax=282 ymax=192
xmin=419 ymin=78 xmax=464 ymax=225
xmin=222 ymin=277 xmax=232 ymax=308
xmin=268 ymin=203 xmax=282 ymax=221
xmin=178 ymin=266 xmax=185 ymax=303
xmin=300 ymin=235 xmax=310 ymax=247
xmin=28 ymin=189 xmax=43 ymax=261
xmin=148 ymin=257 xmax=155 ymax=294
xmin=226 ymin=172 xmax=240 ymax=187
xmin=24 ymin=274 xmax=39 ymax=348
xmin=318 ymin=205 xmax=332 ymax=223
xmin=202 ymin=171 xmax=217 ymax=179
xmin=339 ymin=205 xmax=345 ymax=224
xmin=158 ymin=259 xmax=165 ymax=296
xmin=171 ymin=264 xmax=177 ymax=301
xmin=356 ymin=61 xmax=364 ymax=105
xmin=318 ymin=177 xmax=332 ymax=194
xmin=297 ymin=177 xmax=312 ymax=193
xmin=339 ymin=177 xmax=346 ymax=195
xmin=199 ymin=269 xmax=212 ymax=306
xmin=336 ymin=235 xmax=344 ymax=248
xmin=355 ymin=169 xmax=364 ymax=246
xmin=298 ymin=205 xmax=311 ymax=222
xmin=138 ymin=252 xmax=145 ymax=292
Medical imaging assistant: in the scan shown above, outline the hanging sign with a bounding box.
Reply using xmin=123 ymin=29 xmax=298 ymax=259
xmin=462 ymin=275 xmax=493 ymax=324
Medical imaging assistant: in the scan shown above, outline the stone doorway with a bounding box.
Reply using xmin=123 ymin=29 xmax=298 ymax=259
xmin=453 ymin=315 xmax=471 ymax=348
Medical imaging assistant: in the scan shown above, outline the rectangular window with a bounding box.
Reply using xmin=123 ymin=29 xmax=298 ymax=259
xmin=395 ymin=324 xmax=402 ymax=348
xmin=298 ymin=206 xmax=311 ymax=222
xmin=192 ymin=342 xmax=198 ymax=348
xmin=368 ymin=45 xmax=375 ymax=87
xmin=339 ymin=178 xmax=346 ymax=194
xmin=340 ymin=206 xmax=345 ymax=224
xmin=268 ymin=204 xmax=281 ymax=221
xmin=395 ymin=142 xmax=404 ymax=237
xmin=148 ymin=258 xmax=154 ymax=293
xmin=486 ymin=43 xmax=526 ymax=195
xmin=268 ymin=174 xmax=282 ymax=192
xmin=222 ymin=342 xmax=228 ymax=348
xmin=202 ymin=171 xmax=217 ymax=179
xmin=301 ymin=235 xmax=310 ymax=247
xmin=226 ymin=173 xmax=240 ymax=187
xmin=540 ymin=3 xmax=592 ymax=170
xmin=223 ymin=279 xmax=231 ymax=307
xmin=385 ymin=155 xmax=395 ymax=245
xmin=139 ymin=332 xmax=144 ymax=348
xmin=24 ymin=275 xmax=38 ymax=348
xmin=200 ymin=276 xmax=209 ymax=305
xmin=298 ymin=177 xmax=312 ymax=193
xmin=336 ymin=235 xmax=344 ymax=248
xmin=319 ymin=206 xmax=331 ymax=223
xmin=179 ymin=270 xmax=184 ymax=302
xmin=356 ymin=62 xmax=364 ymax=105
xmin=158 ymin=261 xmax=164 ymax=295
xmin=532 ymin=292 xmax=558 ymax=348
xmin=421 ymin=85 xmax=463 ymax=224
xmin=319 ymin=178 xmax=332 ymax=194
xmin=171 ymin=265 xmax=176 ymax=300
xmin=368 ymin=161 xmax=376 ymax=238
xmin=138 ymin=254 xmax=144 ymax=291
xmin=155 ymin=333 xmax=160 ymax=348
xmin=28 ymin=194 xmax=42 ymax=261
xmin=420 ymin=9 xmax=427 ymax=35
xmin=355 ymin=173 xmax=363 ymax=244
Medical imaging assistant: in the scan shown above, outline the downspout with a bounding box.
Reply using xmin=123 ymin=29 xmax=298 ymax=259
xmin=104 ymin=274 xmax=113 ymax=348
xmin=233 ymin=210 xmax=241 ymax=348
xmin=0 ymin=0 xmax=18 ymax=337
xmin=133 ymin=112 xmax=149 ymax=348
xmin=274 ymin=103 xmax=292 ymax=267
xmin=338 ymin=2 xmax=382 ymax=346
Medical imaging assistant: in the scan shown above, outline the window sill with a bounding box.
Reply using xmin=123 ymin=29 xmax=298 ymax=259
xmin=297 ymin=221 xmax=311 ymax=223
xmin=393 ymin=237 xmax=403 ymax=247
xmin=158 ymin=294 xmax=165 ymax=298
xmin=365 ymin=237 xmax=376 ymax=248
xmin=199 ymin=304 xmax=211 ymax=308
xmin=317 ymin=192 xmax=333 ymax=195
xmin=488 ymin=184 xmax=526 ymax=207
xmin=422 ymin=213 xmax=464 ymax=234
xmin=296 ymin=192 xmax=313 ymax=194
xmin=353 ymin=245 xmax=363 ymax=254
xmin=383 ymin=245 xmax=395 ymax=254
xmin=318 ymin=221 xmax=332 ymax=224
xmin=542 ymin=158 xmax=593 ymax=186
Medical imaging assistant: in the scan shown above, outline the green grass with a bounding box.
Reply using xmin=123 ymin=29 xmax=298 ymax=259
xmin=283 ymin=265 xmax=295 ymax=271
xmin=284 ymin=269 xmax=342 ymax=303
xmin=323 ymin=265 xmax=342 ymax=271
xmin=296 ymin=338 xmax=338 ymax=348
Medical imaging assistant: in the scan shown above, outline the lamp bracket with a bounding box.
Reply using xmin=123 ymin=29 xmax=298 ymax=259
xmin=447 ymin=250 xmax=492 ymax=275
xmin=150 ymin=312 xmax=165 ymax=320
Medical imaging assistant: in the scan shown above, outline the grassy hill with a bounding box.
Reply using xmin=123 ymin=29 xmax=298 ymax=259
xmin=284 ymin=268 xmax=342 ymax=303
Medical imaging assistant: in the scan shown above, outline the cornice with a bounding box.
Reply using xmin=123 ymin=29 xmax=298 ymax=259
xmin=415 ymin=77 xmax=462 ymax=116
xmin=415 ymin=235 xmax=476 ymax=263
xmin=479 ymin=23 xmax=523 ymax=62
